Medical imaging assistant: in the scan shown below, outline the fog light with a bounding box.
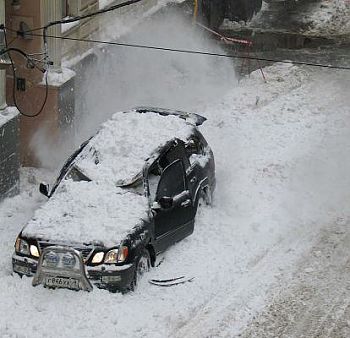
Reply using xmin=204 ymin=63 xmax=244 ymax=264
xmin=14 ymin=264 xmax=29 ymax=275
xmin=62 ymin=253 xmax=76 ymax=269
xmin=44 ymin=251 xmax=59 ymax=268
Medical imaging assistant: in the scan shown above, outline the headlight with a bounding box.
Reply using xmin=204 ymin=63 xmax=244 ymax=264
xmin=104 ymin=246 xmax=129 ymax=264
xmin=15 ymin=238 xmax=30 ymax=255
xmin=30 ymin=245 xmax=40 ymax=258
xmin=104 ymin=249 xmax=118 ymax=264
xmin=92 ymin=252 xmax=104 ymax=264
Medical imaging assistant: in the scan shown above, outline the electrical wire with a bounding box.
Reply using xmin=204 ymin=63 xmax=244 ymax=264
xmin=7 ymin=0 xmax=349 ymax=72
xmin=15 ymin=0 xmax=143 ymax=37
xmin=0 ymin=0 xmax=144 ymax=118
xmin=3 ymin=30 xmax=49 ymax=118
xmin=2 ymin=0 xmax=348 ymax=118
xmin=30 ymin=32 xmax=350 ymax=71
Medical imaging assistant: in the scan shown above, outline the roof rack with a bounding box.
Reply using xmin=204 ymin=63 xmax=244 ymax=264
xmin=134 ymin=106 xmax=207 ymax=126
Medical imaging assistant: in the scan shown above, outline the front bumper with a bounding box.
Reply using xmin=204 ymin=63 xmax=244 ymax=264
xmin=12 ymin=253 xmax=136 ymax=292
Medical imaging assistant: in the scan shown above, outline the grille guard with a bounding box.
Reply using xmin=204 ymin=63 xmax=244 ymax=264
xmin=32 ymin=246 xmax=93 ymax=292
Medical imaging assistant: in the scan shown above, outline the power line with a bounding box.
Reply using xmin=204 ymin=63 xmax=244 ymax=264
xmin=1 ymin=0 xmax=143 ymax=118
xmin=6 ymin=0 xmax=349 ymax=72
xmin=42 ymin=0 xmax=143 ymax=56
xmin=18 ymin=0 xmax=143 ymax=35
xmin=30 ymin=32 xmax=350 ymax=71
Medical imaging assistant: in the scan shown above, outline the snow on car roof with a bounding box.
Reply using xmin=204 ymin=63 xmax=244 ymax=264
xmin=74 ymin=110 xmax=194 ymax=184
xmin=23 ymin=180 xmax=149 ymax=247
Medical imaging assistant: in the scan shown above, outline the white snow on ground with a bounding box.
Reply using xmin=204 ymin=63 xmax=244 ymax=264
xmin=302 ymin=0 xmax=350 ymax=36
xmin=1 ymin=1 xmax=350 ymax=337
xmin=1 ymin=60 xmax=349 ymax=337
xmin=233 ymin=0 xmax=350 ymax=38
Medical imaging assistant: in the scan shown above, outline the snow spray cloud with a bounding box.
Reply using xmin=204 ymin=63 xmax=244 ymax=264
xmin=75 ymin=10 xmax=237 ymax=140
xmin=31 ymin=9 xmax=236 ymax=171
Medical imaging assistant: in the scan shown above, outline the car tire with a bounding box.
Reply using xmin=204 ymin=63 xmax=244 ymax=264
xmin=198 ymin=186 xmax=212 ymax=207
xmin=130 ymin=248 xmax=151 ymax=291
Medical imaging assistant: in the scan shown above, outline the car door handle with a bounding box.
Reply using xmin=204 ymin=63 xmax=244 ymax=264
xmin=181 ymin=199 xmax=192 ymax=208
xmin=190 ymin=176 xmax=197 ymax=184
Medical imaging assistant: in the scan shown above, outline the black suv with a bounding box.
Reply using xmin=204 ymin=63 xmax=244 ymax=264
xmin=12 ymin=107 xmax=215 ymax=292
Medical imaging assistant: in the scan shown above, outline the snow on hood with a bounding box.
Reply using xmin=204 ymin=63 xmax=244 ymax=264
xmin=22 ymin=180 xmax=149 ymax=247
xmin=74 ymin=111 xmax=194 ymax=184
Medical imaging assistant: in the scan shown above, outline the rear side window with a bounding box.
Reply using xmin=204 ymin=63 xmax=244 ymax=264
xmin=185 ymin=134 xmax=209 ymax=167
xmin=185 ymin=136 xmax=204 ymax=157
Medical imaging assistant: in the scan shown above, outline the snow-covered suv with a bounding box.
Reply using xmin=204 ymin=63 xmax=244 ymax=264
xmin=12 ymin=107 xmax=215 ymax=292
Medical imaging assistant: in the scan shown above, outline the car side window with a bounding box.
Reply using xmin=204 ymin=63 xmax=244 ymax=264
xmin=185 ymin=136 xmax=206 ymax=166
xmin=148 ymin=162 xmax=162 ymax=201
xmin=156 ymin=160 xmax=186 ymax=200
xmin=158 ymin=141 xmax=190 ymax=171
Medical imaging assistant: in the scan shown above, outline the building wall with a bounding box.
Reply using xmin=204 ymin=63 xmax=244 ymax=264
xmin=4 ymin=0 xmax=157 ymax=167
xmin=0 ymin=0 xmax=20 ymax=201
xmin=5 ymin=0 xmax=75 ymax=166
xmin=0 ymin=114 xmax=20 ymax=200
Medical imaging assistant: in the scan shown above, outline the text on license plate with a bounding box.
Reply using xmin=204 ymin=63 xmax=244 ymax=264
xmin=45 ymin=276 xmax=80 ymax=289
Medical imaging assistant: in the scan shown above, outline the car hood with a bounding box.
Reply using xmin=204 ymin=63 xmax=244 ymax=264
xmin=22 ymin=180 xmax=149 ymax=247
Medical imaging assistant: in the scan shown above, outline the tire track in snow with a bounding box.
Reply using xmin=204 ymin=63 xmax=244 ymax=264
xmin=240 ymin=221 xmax=350 ymax=338
xmin=173 ymin=224 xmax=323 ymax=338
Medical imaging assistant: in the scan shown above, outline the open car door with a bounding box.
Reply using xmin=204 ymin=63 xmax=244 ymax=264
xmin=153 ymin=160 xmax=195 ymax=252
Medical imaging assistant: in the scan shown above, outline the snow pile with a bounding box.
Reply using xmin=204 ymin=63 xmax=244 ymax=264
xmin=23 ymin=180 xmax=148 ymax=246
xmin=61 ymin=18 xmax=80 ymax=34
xmin=76 ymin=111 xmax=193 ymax=183
xmin=302 ymin=0 xmax=350 ymax=36
xmin=1 ymin=3 xmax=350 ymax=337
xmin=0 ymin=106 xmax=19 ymax=127
xmin=99 ymin=0 xmax=115 ymax=9
xmin=45 ymin=67 xmax=76 ymax=86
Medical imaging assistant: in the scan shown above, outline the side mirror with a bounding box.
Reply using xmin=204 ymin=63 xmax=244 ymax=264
xmin=158 ymin=196 xmax=173 ymax=209
xmin=39 ymin=182 xmax=50 ymax=197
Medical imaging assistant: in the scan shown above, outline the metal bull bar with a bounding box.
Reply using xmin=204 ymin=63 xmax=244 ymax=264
xmin=32 ymin=246 xmax=93 ymax=292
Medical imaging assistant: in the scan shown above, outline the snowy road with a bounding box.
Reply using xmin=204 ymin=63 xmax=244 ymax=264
xmin=1 ymin=60 xmax=350 ymax=337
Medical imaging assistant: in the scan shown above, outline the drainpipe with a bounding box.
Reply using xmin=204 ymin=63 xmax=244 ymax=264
xmin=0 ymin=0 xmax=6 ymax=109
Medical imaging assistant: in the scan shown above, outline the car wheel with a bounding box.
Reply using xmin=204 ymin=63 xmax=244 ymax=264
xmin=130 ymin=248 xmax=151 ymax=291
xmin=199 ymin=186 xmax=212 ymax=207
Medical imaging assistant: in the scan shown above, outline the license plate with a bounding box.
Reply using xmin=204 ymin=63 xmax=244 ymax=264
xmin=44 ymin=276 xmax=80 ymax=290
xmin=14 ymin=264 xmax=29 ymax=275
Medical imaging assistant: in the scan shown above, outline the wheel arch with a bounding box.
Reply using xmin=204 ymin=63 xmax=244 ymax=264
xmin=146 ymin=242 xmax=156 ymax=267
